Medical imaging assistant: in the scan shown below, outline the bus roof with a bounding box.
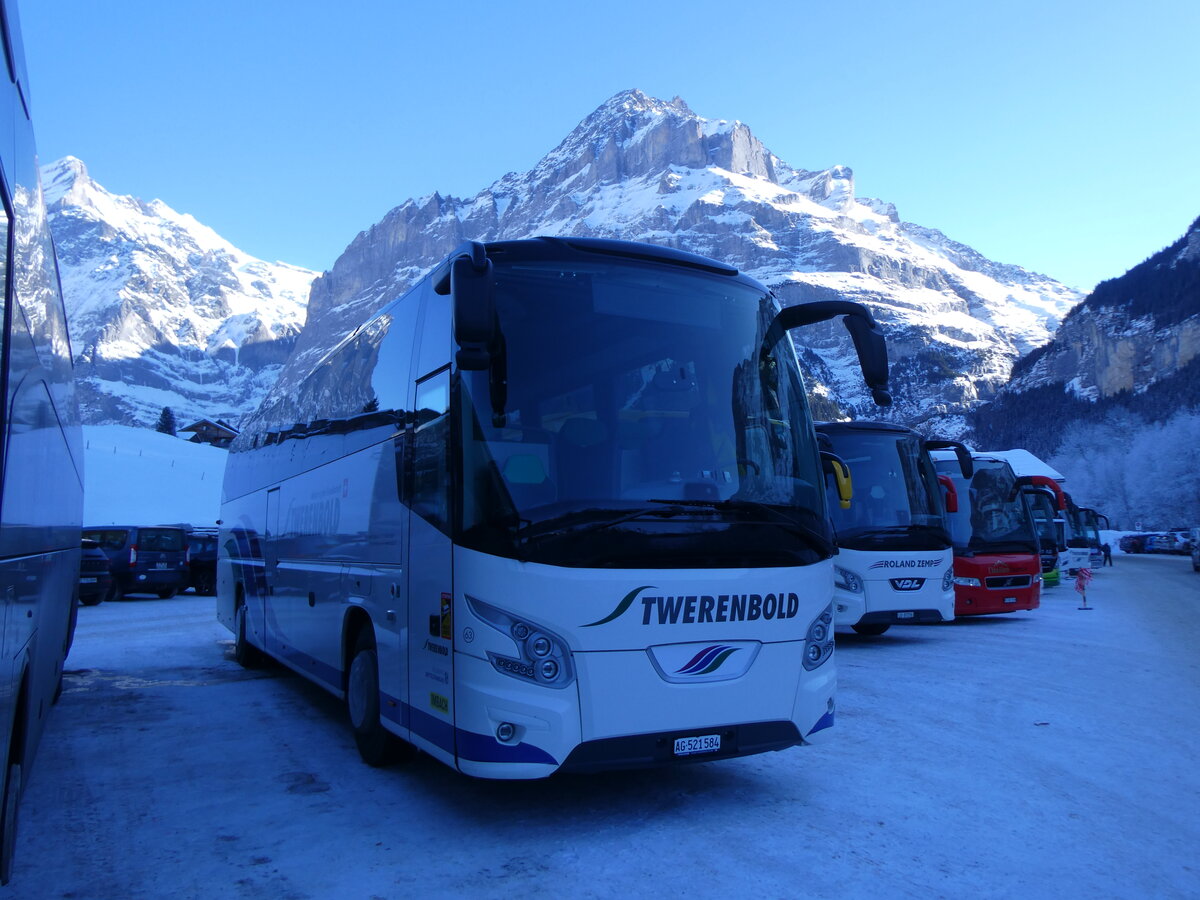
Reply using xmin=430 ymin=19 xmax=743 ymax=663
xmin=975 ymin=449 xmax=1065 ymax=482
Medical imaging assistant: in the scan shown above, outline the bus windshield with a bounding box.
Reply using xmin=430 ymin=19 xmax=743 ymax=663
xmin=456 ymin=258 xmax=829 ymax=567
xmin=821 ymin=427 xmax=949 ymax=551
xmin=1023 ymin=489 xmax=1061 ymax=554
xmin=935 ymin=458 xmax=1039 ymax=555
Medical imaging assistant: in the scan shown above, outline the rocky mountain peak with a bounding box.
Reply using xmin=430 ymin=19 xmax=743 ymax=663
xmin=265 ymin=91 xmax=1081 ymax=440
xmin=45 ymin=157 xmax=316 ymax=428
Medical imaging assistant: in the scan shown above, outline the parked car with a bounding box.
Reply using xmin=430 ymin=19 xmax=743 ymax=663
xmin=186 ymin=528 xmax=218 ymax=595
xmin=1119 ymin=534 xmax=1148 ymax=554
xmin=81 ymin=526 xmax=190 ymax=600
xmin=1145 ymin=533 xmax=1182 ymax=554
xmin=78 ymin=538 xmax=112 ymax=606
xmin=1191 ymin=526 xmax=1199 ymax=572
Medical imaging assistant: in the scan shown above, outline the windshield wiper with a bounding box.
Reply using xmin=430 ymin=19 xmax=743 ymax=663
xmin=648 ymin=498 xmax=836 ymax=556
xmin=513 ymin=505 xmax=714 ymax=547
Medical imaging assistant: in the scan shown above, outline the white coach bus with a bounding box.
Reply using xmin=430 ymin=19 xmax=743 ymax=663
xmin=816 ymin=422 xmax=971 ymax=635
xmin=218 ymin=237 xmax=889 ymax=778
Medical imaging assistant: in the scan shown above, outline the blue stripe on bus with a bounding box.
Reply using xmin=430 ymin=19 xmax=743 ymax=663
xmin=807 ymin=710 xmax=835 ymax=736
xmin=456 ymin=728 xmax=558 ymax=766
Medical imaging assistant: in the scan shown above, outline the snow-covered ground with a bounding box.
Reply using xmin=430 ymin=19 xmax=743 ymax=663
xmin=9 ymin=554 xmax=1198 ymax=897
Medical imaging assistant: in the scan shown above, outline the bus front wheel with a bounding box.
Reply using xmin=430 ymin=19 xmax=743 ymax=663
xmin=347 ymin=630 xmax=401 ymax=767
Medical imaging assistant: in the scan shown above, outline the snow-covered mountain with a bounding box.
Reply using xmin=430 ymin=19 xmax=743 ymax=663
xmin=44 ymin=157 xmax=316 ymax=428
xmin=264 ymin=90 xmax=1079 ymax=437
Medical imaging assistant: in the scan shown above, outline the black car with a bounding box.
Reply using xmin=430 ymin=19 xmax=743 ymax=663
xmin=81 ymin=526 xmax=190 ymax=600
xmin=186 ymin=529 xmax=218 ymax=595
xmin=78 ymin=538 xmax=112 ymax=606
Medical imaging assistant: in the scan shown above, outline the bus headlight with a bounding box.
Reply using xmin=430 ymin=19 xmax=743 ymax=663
xmin=834 ymin=566 xmax=863 ymax=594
xmin=941 ymin=568 xmax=954 ymax=592
xmin=953 ymin=576 xmax=981 ymax=587
xmin=465 ymin=595 xmax=575 ymax=689
xmin=803 ymin=602 xmax=835 ymax=671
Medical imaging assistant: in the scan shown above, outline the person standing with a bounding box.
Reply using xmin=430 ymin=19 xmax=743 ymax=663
xmin=1102 ymin=542 xmax=1113 ymax=566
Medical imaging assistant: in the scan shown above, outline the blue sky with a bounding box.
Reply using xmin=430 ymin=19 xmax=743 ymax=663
xmin=20 ymin=0 xmax=1199 ymax=291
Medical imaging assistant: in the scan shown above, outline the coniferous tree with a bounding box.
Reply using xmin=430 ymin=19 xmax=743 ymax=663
xmin=155 ymin=406 xmax=177 ymax=437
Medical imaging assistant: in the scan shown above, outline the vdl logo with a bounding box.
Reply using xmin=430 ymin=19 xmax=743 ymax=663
xmin=889 ymin=578 xmax=925 ymax=592
xmin=674 ymin=645 xmax=740 ymax=677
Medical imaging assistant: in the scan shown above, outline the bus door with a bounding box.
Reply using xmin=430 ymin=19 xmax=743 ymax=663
xmin=406 ymin=289 xmax=456 ymax=762
xmin=257 ymin=486 xmax=279 ymax=655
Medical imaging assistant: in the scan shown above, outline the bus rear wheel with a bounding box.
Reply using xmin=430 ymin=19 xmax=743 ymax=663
xmin=234 ymin=604 xmax=264 ymax=669
xmin=347 ymin=630 xmax=402 ymax=767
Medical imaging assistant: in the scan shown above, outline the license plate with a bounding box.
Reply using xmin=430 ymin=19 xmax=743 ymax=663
xmin=80 ymin=577 xmax=97 ymax=583
xmin=1004 ymin=596 xmax=1017 ymax=603
xmin=897 ymin=611 xmax=914 ymax=619
xmin=156 ymin=562 xmax=169 ymax=569
xmin=674 ymin=734 xmax=720 ymax=756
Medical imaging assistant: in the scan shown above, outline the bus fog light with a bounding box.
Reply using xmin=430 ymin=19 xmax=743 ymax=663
xmin=806 ymin=644 xmax=822 ymax=663
xmin=812 ymin=623 xmax=828 ymax=642
xmin=496 ymin=722 xmax=516 ymax=742
xmin=539 ymin=659 xmax=559 ymax=680
xmin=530 ymin=635 xmax=552 ymax=657
xmin=941 ymin=568 xmax=954 ymax=592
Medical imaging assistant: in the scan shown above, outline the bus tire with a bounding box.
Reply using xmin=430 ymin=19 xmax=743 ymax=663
xmin=347 ymin=629 xmax=400 ymax=767
xmin=852 ymin=623 xmax=890 ymax=636
xmin=0 ymin=762 xmax=21 ymax=886
xmin=234 ymin=604 xmax=264 ymax=669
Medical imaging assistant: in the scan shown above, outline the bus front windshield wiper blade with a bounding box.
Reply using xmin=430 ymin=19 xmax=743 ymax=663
xmin=647 ymin=498 xmax=836 ymax=556
xmin=514 ymin=504 xmax=716 ymax=546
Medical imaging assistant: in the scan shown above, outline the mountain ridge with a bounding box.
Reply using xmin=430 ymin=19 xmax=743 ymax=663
xmin=44 ymin=156 xmax=317 ymax=428
xmin=259 ymin=89 xmax=1080 ymax=438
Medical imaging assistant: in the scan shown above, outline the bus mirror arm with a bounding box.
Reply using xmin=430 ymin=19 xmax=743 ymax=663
xmin=925 ymin=440 xmax=974 ymax=478
xmin=1013 ymin=475 xmax=1066 ymax=510
xmin=764 ymin=301 xmax=891 ymax=406
xmin=820 ymin=451 xmax=853 ymax=509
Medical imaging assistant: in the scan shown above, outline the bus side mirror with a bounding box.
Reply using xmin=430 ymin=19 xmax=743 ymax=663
xmin=925 ymin=440 xmax=973 ymax=478
xmin=821 ymin=451 xmax=853 ymax=509
xmin=764 ymin=301 xmax=891 ymax=406
xmin=938 ymin=474 xmax=959 ymax=513
xmin=452 ymin=252 xmax=495 ymax=371
xmin=840 ymin=313 xmax=891 ymax=407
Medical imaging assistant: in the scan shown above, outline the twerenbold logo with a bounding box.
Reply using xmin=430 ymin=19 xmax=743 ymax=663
xmin=582 ymin=586 xmax=801 ymax=627
xmin=675 ymin=645 xmax=740 ymax=676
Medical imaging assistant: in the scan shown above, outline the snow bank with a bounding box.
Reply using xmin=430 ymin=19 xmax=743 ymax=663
xmin=82 ymin=424 xmax=225 ymax=527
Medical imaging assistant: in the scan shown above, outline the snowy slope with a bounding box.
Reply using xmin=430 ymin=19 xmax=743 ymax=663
xmin=45 ymin=157 xmax=316 ymax=429
xmin=82 ymin=425 xmax=225 ymax=526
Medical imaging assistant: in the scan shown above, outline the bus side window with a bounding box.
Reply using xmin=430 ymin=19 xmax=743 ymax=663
xmin=411 ymin=369 xmax=450 ymax=531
